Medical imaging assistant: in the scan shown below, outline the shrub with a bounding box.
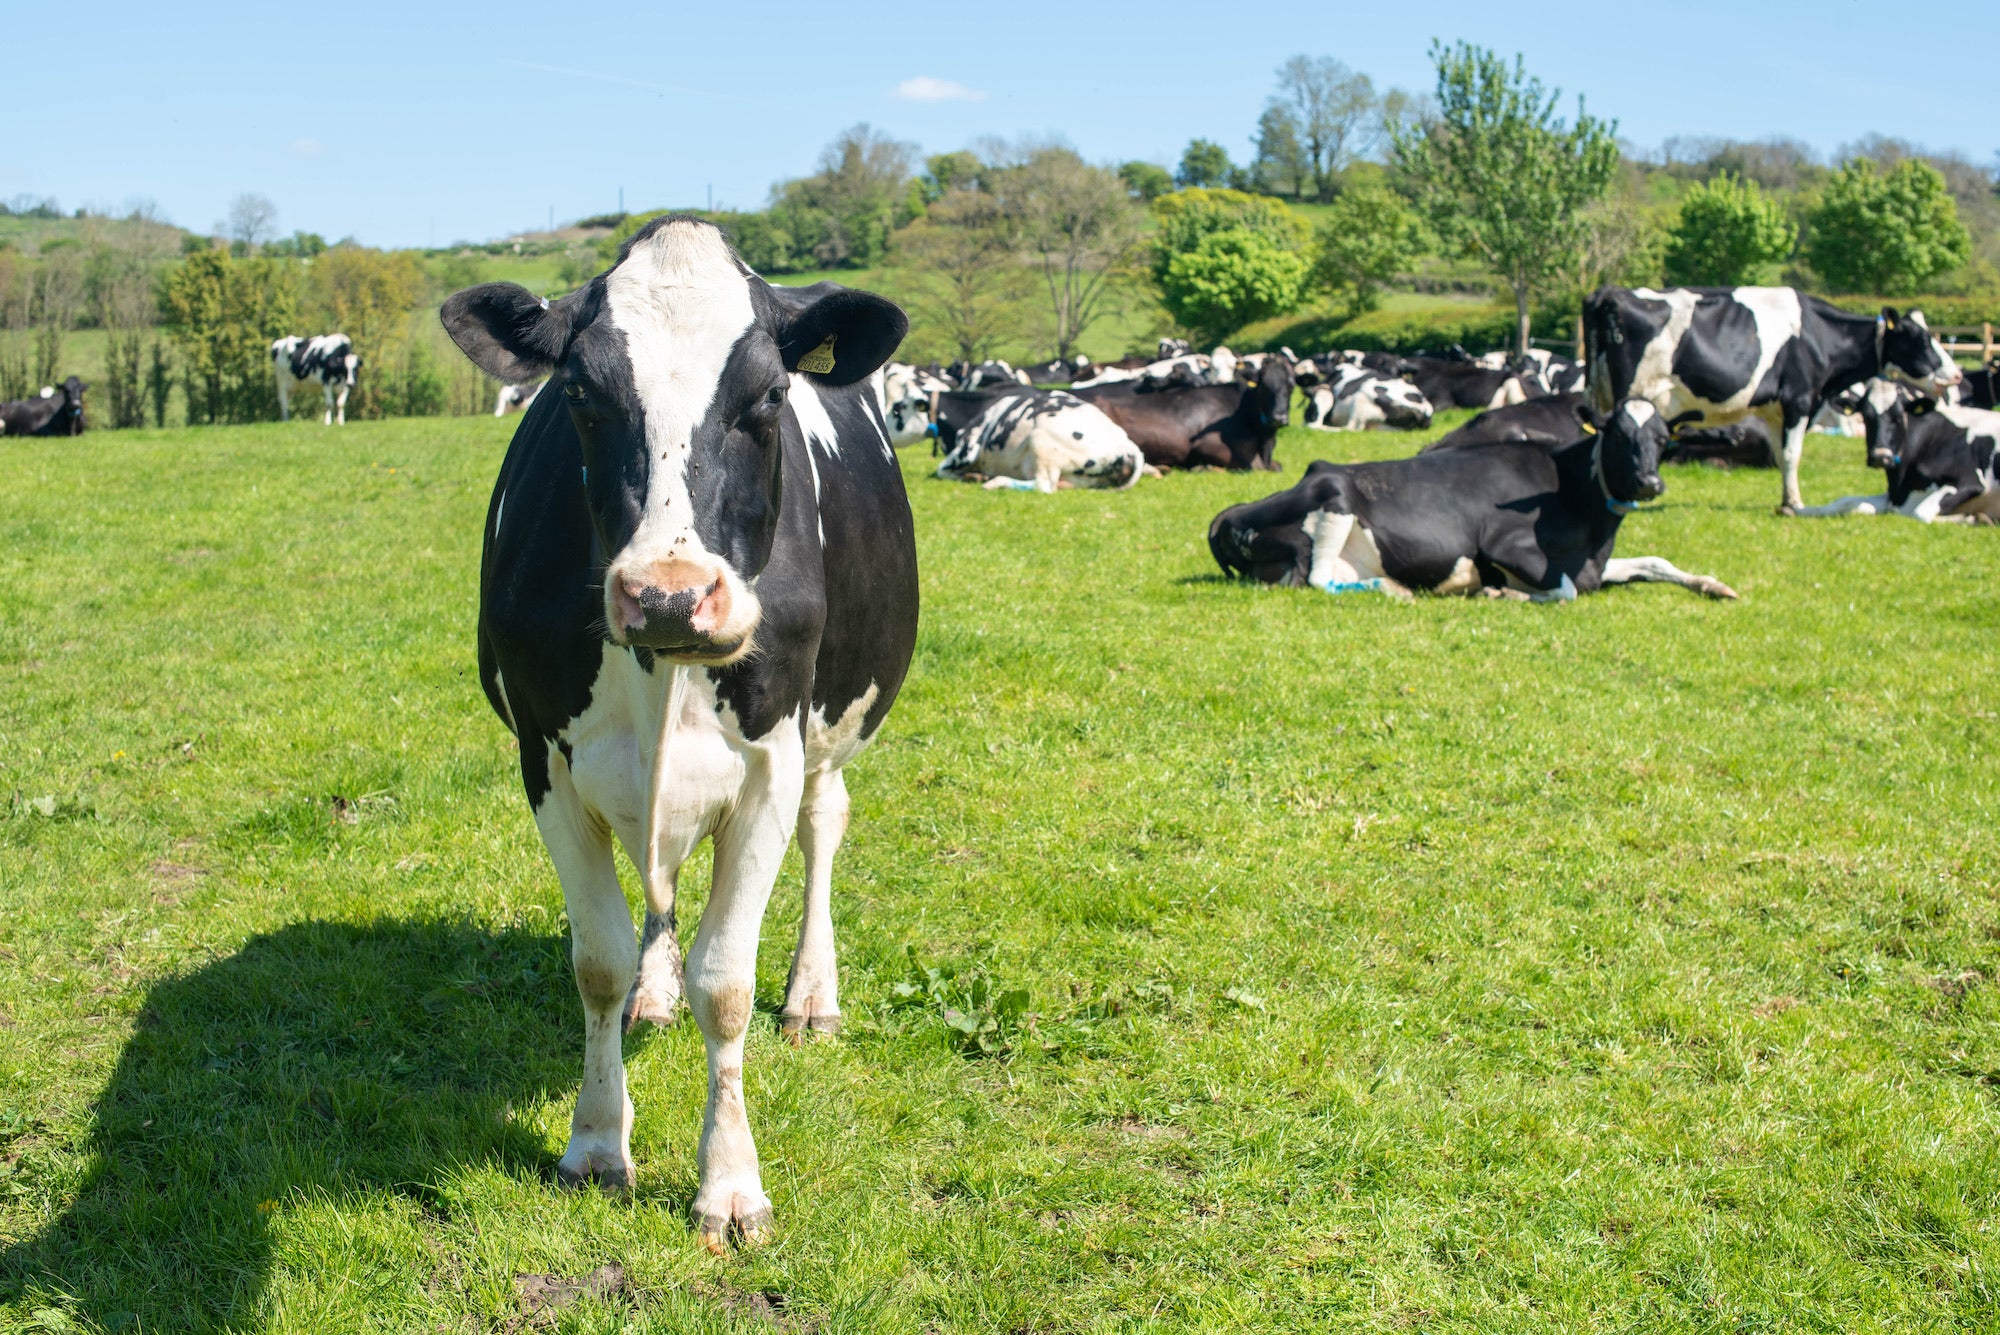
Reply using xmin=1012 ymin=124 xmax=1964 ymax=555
xmin=1807 ymin=158 xmax=1972 ymax=295
xmin=1311 ymin=184 xmax=1427 ymax=320
xmin=1662 ymin=173 xmax=1795 ymax=286
xmin=1160 ymin=231 xmax=1308 ymax=347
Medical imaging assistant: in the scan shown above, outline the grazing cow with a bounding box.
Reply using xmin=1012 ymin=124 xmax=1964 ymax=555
xmin=1072 ymin=354 xmax=1295 ymax=470
xmin=1208 ymin=399 xmax=1736 ymax=600
xmin=1403 ymin=356 xmax=1537 ymax=410
xmin=1583 ymin=287 xmax=1961 ymax=512
xmin=1948 ymin=358 xmax=1999 ymax=411
xmin=1797 ymin=382 xmax=2000 ymax=522
xmin=0 ymin=376 xmax=86 ymax=436
xmin=494 ymin=381 xmax=545 ymax=416
xmin=437 ymin=217 xmax=918 ymax=1251
xmin=932 ymin=386 xmax=1142 ymax=491
xmin=272 ymin=334 xmax=362 ymax=425
xmin=1421 ymin=392 xmax=1594 ymax=453
xmin=1301 ymin=364 xmax=1433 ymax=431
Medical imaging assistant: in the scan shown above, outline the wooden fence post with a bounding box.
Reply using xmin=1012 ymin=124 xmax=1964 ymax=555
xmin=1984 ymin=322 xmax=1994 ymax=365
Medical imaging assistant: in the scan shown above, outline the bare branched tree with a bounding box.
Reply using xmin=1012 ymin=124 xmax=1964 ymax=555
xmin=1274 ymin=56 xmax=1380 ymax=200
xmin=988 ymin=146 xmax=1146 ymax=362
xmin=222 ymin=193 xmax=279 ymax=253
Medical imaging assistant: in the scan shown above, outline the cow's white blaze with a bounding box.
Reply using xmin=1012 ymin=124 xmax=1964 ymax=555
xmin=603 ymin=223 xmax=761 ymax=644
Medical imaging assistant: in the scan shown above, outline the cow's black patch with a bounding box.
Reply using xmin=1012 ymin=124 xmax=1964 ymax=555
xmin=1669 ymin=298 xmax=1762 ymax=404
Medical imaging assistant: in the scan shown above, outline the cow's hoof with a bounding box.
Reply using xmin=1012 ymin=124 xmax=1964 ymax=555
xmin=695 ymin=1202 xmax=774 ymax=1255
xmin=555 ymin=1157 xmax=634 ymax=1196
xmin=1774 ymin=504 xmax=1798 ymax=517
xmin=622 ymin=990 xmax=683 ymax=1032
xmin=1700 ymin=578 xmax=1739 ymax=600
xmin=779 ymin=1011 xmax=842 ymax=1043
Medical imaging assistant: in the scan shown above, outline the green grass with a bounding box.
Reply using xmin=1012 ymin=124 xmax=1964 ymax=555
xmin=1 ymin=412 xmax=1998 ymax=1333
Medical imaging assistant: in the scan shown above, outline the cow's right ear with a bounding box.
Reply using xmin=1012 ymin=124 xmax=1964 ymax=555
xmin=1880 ymin=306 xmax=1902 ymax=330
xmin=441 ymin=283 xmax=576 ymax=382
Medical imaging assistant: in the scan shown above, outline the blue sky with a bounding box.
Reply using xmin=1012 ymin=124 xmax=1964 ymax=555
xmin=10 ymin=0 xmax=1996 ymax=249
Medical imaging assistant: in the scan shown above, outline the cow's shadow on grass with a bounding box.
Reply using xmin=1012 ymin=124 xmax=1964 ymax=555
xmin=0 ymin=917 xmax=593 ymax=1331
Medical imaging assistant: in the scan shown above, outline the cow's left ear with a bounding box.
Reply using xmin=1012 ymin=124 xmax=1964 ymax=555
xmin=441 ymin=282 xmax=581 ymax=383
xmin=776 ymin=288 xmax=909 ymax=386
xmin=1881 ymin=306 xmax=1901 ymax=331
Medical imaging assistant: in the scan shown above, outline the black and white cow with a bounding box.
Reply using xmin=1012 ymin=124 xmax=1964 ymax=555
xmin=1300 ymin=364 xmax=1433 ymax=431
xmin=1420 ymin=392 xmax=1594 ymax=453
xmin=932 ymin=386 xmax=1143 ymax=490
xmin=1403 ymin=356 xmax=1538 ymax=410
xmin=1947 ymin=358 xmax=1999 ymax=411
xmin=1797 ymin=381 xmax=2000 ymax=522
xmin=272 ymin=334 xmax=362 ymax=425
xmin=0 ymin=376 xmax=86 ymax=436
xmin=438 ymin=217 xmax=918 ymax=1251
xmin=494 ymin=381 xmax=545 ymax=416
xmin=1584 ymin=287 xmax=1961 ymax=513
xmin=876 ymin=361 xmax=953 ymax=448
xmin=1208 ymin=399 xmax=1736 ymax=600
xmin=1014 ymin=354 xmax=1092 ymax=384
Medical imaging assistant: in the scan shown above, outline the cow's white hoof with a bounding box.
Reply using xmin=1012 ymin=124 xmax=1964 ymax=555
xmin=693 ymin=1192 xmax=774 ymax=1254
xmin=1699 ymin=577 xmax=1739 ymax=600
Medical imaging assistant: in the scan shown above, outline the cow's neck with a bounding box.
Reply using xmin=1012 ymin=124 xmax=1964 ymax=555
xmin=1553 ymin=438 xmax=1624 ymax=530
xmin=1811 ymin=301 xmax=1883 ymax=395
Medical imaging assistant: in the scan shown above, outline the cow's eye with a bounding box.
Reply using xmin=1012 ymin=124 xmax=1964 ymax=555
xmin=765 ymin=386 xmax=785 ymax=406
xmin=563 ymin=382 xmax=586 ymax=402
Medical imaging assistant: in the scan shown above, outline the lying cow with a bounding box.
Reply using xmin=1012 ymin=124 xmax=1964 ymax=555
xmin=1074 ymin=345 xmax=1237 ymax=389
xmin=877 ymin=361 xmax=953 ymax=448
xmin=1948 ymin=358 xmax=1999 ymax=411
xmin=1071 ymin=354 xmax=1293 ymax=470
xmin=494 ymin=381 xmax=545 ymax=416
xmin=1403 ymin=356 xmax=1538 ymax=410
xmin=1015 ymin=354 xmax=1091 ymax=384
xmin=440 ymin=217 xmax=917 ymax=1251
xmin=272 ymin=334 xmax=361 ymax=425
xmin=1796 ymin=381 xmax=2000 ymax=523
xmin=1301 ymin=364 xmax=1433 ymax=431
xmin=1584 ymin=287 xmax=1960 ymax=512
xmin=947 ymin=358 xmax=1030 ymax=389
xmin=932 ymin=386 xmax=1142 ymax=491
xmin=0 ymin=376 xmax=86 ymax=436
xmin=1207 ymin=398 xmax=1736 ymax=600
xmin=1421 ymin=393 xmax=1594 ymax=453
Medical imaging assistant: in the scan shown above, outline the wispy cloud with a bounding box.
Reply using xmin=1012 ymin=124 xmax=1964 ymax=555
xmin=290 ymin=137 xmax=322 ymax=158
xmin=893 ymin=76 xmax=987 ymax=104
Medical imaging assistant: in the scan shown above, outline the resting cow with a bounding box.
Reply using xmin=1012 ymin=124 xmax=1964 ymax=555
xmin=932 ymin=386 xmax=1142 ymax=491
xmin=1421 ymin=392 xmax=1593 ymax=452
xmin=1301 ymin=364 xmax=1433 ymax=431
xmin=272 ymin=334 xmax=362 ymax=425
xmin=1071 ymin=354 xmax=1294 ymax=471
xmin=494 ymin=381 xmax=545 ymax=416
xmin=1584 ymin=287 xmax=1960 ymax=512
xmin=439 ymin=217 xmax=918 ymax=1252
xmin=1796 ymin=382 xmax=2000 ymax=523
xmin=1403 ymin=355 xmax=1537 ymax=410
xmin=1948 ymin=358 xmax=1999 ymax=411
xmin=1208 ymin=399 xmax=1736 ymax=600
xmin=877 ymin=361 xmax=952 ymax=448
xmin=0 ymin=376 xmax=86 ymax=436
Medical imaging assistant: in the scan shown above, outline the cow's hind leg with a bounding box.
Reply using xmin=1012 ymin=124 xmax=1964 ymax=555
xmin=1770 ymin=407 xmax=1806 ymax=513
xmin=534 ymin=776 xmax=638 ymax=1192
xmin=686 ymin=733 xmax=804 ymax=1252
xmin=782 ymin=767 xmax=848 ymax=1039
xmin=1602 ymin=555 xmax=1738 ymax=599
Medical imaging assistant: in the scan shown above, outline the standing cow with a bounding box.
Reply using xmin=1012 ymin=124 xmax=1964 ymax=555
xmin=439 ymin=217 xmax=917 ymax=1251
xmin=272 ymin=334 xmax=362 ymax=425
xmin=1584 ymin=287 xmax=1960 ymax=513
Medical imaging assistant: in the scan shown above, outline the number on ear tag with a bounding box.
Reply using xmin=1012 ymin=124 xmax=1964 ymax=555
xmin=798 ymin=335 xmax=837 ymax=375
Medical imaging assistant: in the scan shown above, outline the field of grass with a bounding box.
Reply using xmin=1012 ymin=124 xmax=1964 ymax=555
xmin=1 ymin=409 xmax=1998 ymax=1332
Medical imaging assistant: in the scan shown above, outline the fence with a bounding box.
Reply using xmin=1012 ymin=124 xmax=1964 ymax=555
xmin=1935 ymin=324 xmax=1996 ymax=366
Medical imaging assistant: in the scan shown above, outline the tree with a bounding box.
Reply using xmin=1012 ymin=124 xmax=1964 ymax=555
xmin=1253 ymin=104 xmax=1311 ymax=199
xmin=309 ymin=246 xmax=427 ymax=419
xmin=1152 ymin=189 xmax=1310 ymax=344
xmin=1662 ymin=172 xmax=1795 ymax=286
xmin=776 ymin=125 xmax=916 ymax=268
xmin=1273 ymin=56 xmax=1380 ymax=201
xmin=891 ymin=188 xmax=1028 ymax=364
xmin=1393 ymin=42 xmax=1619 ymax=355
xmin=159 ymin=247 xmax=298 ymax=424
xmin=1177 ymin=140 xmax=1234 ymax=189
xmin=1806 ymin=158 xmax=1972 ymax=294
xmin=1118 ymin=161 xmax=1173 ymax=203
xmin=223 ymin=193 xmax=279 ymax=254
xmin=1311 ymin=183 xmax=1426 ymax=320
xmin=990 ymin=147 xmax=1146 ymax=362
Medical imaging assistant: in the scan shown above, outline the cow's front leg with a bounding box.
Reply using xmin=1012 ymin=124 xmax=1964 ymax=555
xmin=782 ymin=767 xmax=847 ymax=1038
xmin=686 ymin=734 xmax=804 ymax=1252
xmin=1772 ymin=408 xmax=1807 ymax=513
xmin=535 ymin=779 xmax=638 ymax=1192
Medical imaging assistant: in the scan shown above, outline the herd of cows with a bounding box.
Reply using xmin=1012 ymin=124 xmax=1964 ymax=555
xmin=411 ymin=218 xmax=2000 ymax=1252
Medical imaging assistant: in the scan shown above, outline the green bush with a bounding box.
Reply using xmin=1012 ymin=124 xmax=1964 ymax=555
xmin=1662 ymin=173 xmax=1795 ymax=286
xmin=1806 ymin=158 xmax=1972 ymax=295
xmin=1159 ymin=230 xmax=1308 ymax=346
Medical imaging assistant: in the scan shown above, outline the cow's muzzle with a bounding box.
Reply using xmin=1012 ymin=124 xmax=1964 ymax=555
xmin=1636 ymin=474 xmax=1665 ymax=501
xmin=609 ymin=560 xmax=744 ymax=659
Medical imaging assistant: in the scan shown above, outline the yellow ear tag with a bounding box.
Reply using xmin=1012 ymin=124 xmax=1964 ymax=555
xmin=798 ymin=335 xmax=837 ymax=375
xmin=1582 ymin=421 xmax=1597 ymax=434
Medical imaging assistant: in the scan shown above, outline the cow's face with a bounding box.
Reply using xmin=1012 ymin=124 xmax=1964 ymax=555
xmin=1255 ymin=355 xmax=1294 ymax=428
xmin=1600 ymin=399 xmax=1667 ymax=504
xmin=338 ymin=354 xmax=360 ymax=388
xmin=1860 ymin=379 xmax=1911 ymax=469
xmin=878 ymin=364 xmax=933 ymax=447
xmin=1880 ymin=308 xmax=1961 ymax=395
xmin=442 ymin=218 xmax=905 ymax=664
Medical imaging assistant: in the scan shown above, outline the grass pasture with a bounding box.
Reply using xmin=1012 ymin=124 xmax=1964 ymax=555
xmin=0 ymin=411 xmax=1997 ymax=1332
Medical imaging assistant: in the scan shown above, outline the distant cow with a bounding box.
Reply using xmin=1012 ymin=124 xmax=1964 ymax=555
xmin=947 ymin=358 xmax=1030 ymax=389
xmin=1584 ymin=287 xmax=1960 ymax=512
xmin=494 ymin=381 xmax=545 ymax=416
xmin=1797 ymin=382 xmax=2000 ymax=523
xmin=1403 ymin=356 xmax=1538 ymax=410
xmin=0 ymin=376 xmax=86 ymax=436
xmin=1301 ymin=365 xmax=1433 ymax=431
xmin=1072 ymin=355 xmax=1294 ymax=471
xmin=1209 ymin=398 xmax=1735 ymax=600
xmin=1015 ymin=355 xmax=1091 ymax=384
xmin=932 ymin=386 xmax=1143 ymax=491
xmin=272 ymin=334 xmax=361 ymax=425
xmin=877 ymin=361 xmax=954 ymax=449
xmin=1948 ymin=358 xmax=1999 ymax=411
xmin=1421 ymin=393 xmax=1595 ymax=453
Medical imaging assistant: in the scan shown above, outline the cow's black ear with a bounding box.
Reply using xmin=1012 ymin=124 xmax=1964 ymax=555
xmin=1881 ymin=306 xmax=1901 ymax=330
xmin=441 ymin=283 xmax=576 ymax=382
xmin=776 ymin=288 xmax=908 ymax=386
xmin=1911 ymin=395 xmax=1934 ymax=416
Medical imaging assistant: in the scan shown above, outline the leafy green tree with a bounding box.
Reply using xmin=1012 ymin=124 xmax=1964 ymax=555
xmin=991 ymin=147 xmax=1146 ymax=361
xmin=159 ymin=247 xmax=298 ymax=424
xmin=1176 ymin=139 xmax=1235 ymax=189
xmin=1253 ymin=104 xmax=1311 ymax=199
xmin=1311 ymin=183 xmax=1426 ymax=320
xmin=1393 ymin=41 xmax=1619 ymax=354
xmin=1118 ymin=161 xmax=1173 ymax=203
xmin=1152 ymin=189 xmax=1310 ymax=344
xmin=891 ymin=188 xmax=1029 ymax=364
xmin=1159 ymin=231 xmax=1308 ymax=346
xmin=1662 ymin=173 xmax=1796 ymax=286
xmin=1806 ymin=157 xmax=1972 ymax=294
